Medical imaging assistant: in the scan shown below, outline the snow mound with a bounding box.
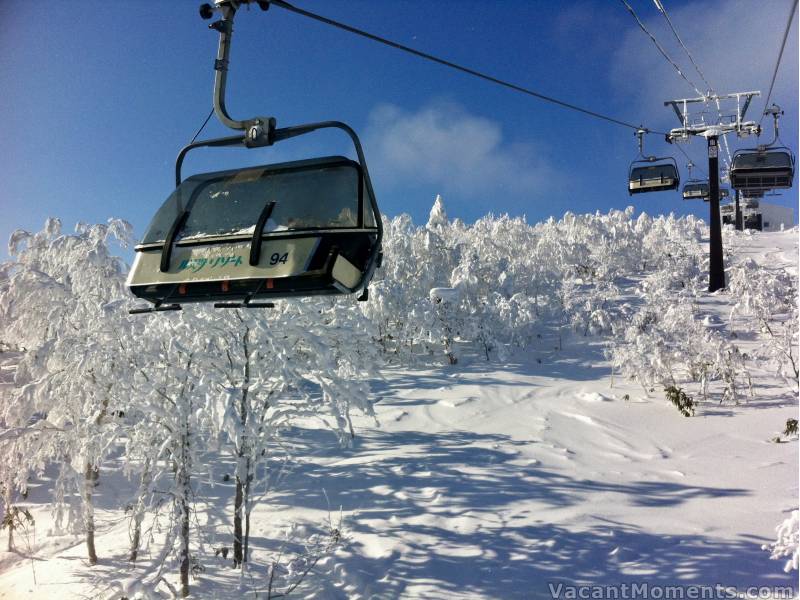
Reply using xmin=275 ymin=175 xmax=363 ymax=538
xmin=576 ymin=390 xmax=614 ymax=402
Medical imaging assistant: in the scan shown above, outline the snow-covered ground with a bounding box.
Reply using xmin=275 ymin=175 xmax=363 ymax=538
xmin=0 ymin=230 xmax=797 ymax=599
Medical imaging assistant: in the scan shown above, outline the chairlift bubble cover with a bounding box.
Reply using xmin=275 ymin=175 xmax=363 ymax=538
xmin=628 ymin=160 xmax=680 ymax=195
xmin=682 ymin=181 xmax=709 ymax=200
xmin=730 ymin=148 xmax=795 ymax=191
xmin=127 ymin=156 xmax=379 ymax=305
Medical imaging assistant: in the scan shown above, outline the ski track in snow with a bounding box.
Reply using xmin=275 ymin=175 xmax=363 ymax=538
xmin=0 ymin=231 xmax=798 ymax=599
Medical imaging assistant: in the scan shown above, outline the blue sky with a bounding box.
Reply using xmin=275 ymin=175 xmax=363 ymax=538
xmin=1 ymin=0 xmax=797 ymax=258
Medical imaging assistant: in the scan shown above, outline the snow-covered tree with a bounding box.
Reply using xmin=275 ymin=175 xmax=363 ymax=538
xmin=2 ymin=205 xmax=796 ymax=596
xmin=763 ymin=510 xmax=799 ymax=573
xmin=607 ymin=244 xmax=751 ymax=408
xmin=199 ymin=297 xmax=378 ymax=571
xmin=366 ymin=199 xmax=716 ymax=366
xmin=728 ymin=259 xmax=798 ymax=388
xmin=110 ymin=311 xmax=219 ymax=597
xmin=0 ymin=218 xmax=133 ymax=564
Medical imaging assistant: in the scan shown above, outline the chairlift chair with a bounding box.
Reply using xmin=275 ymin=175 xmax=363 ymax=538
xmin=681 ymin=180 xmax=709 ymax=200
xmin=627 ymin=130 xmax=680 ymax=195
xmin=702 ymin=188 xmax=729 ymax=202
xmin=701 ymin=187 xmax=729 ymax=203
xmin=128 ymin=153 xmax=382 ymax=309
xmin=729 ymin=146 xmax=795 ymax=191
xmin=126 ymin=0 xmax=383 ymax=314
xmin=628 ymin=157 xmax=680 ymax=195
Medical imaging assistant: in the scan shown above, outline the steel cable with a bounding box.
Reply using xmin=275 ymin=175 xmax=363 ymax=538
xmin=759 ymin=0 xmax=798 ymax=127
xmin=619 ymin=0 xmax=705 ymax=99
xmin=270 ymin=0 xmax=667 ymax=134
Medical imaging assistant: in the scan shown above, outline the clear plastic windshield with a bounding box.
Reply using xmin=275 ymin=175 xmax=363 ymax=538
xmin=733 ymin=151 xmax=793 ymax=170
xmin=141 ymin=158 xmax=374 ymax=245
xmin=683 ymin=183 xmax=709 ymax=195
xmin=630 ymin=164 xmax=677 ymax=182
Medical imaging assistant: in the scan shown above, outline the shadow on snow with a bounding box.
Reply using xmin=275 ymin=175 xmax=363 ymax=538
xmin=236 ymin=425 xmax=782 ymax=598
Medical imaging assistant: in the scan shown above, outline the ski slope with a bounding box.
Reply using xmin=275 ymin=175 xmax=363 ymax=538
xmin=0 ymin=230 xmax=797 ymax=599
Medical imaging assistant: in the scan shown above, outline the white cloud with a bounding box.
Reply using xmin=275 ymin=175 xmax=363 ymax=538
xmin=364 ymin=100 xmax=555 ymax=198
xmin=610 ymin=0 xmax=798 ymax=134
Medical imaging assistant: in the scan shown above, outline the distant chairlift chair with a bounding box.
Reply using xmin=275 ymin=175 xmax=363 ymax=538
xmin=682 ymin=180 xmax=709 ymax=200
xmin=701 ymin=189 xmax=728 ymax=203
xmin=628 ymin=157 xmax=680 ymax=195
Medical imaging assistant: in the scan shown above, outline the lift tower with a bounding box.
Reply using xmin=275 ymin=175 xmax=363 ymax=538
xmin=664 ymin=91 xmax=761 ymax=292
